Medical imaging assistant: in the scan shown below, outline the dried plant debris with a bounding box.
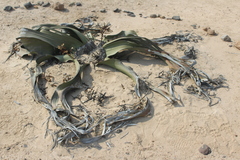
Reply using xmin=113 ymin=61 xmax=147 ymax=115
xmin=152 ymin=30 xmax=203 ymax=45
xmin=6 ymin=19 xmax=226 ymax=148
xmin=177 ymin=45 xmax=198 ymax=59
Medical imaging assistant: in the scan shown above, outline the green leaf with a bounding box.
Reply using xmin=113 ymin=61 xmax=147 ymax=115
xmin=104 ymin=30 xmax=138 ymax=42
xmin=32 ymin=24 xmax=89 ymax=44
xmin=17 ymin=28 xmax=83 ymax=50
xmin=18 ymin=37 xmax=55 ymax=56
xmin=103 ymin=36 xmax=163 ymax=60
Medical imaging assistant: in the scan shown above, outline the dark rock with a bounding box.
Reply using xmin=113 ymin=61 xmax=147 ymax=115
xmin=76 ymin=2 xmax=82 ymax=6
xmin=24 ymin=2 xmax=33 ymax=9
xmin=124 ymin=11 xmax=136 ymax=17
xmin=128 ymin=12 xmax=136 ymax=17
xmin=4 ymin=6 xmax=14 ymax=12
xmin=100 ymin=9 xmax=107 ymax=13
xmin=42 ymin=2 xmax=50 ymax=7
xmin=221 ymin=35 xmax=231 ymax=42
xmin=69 ymin=2 xmax=75 ymax=7
xmin=113 ymin=8 xmax=121 ymax=13
xmin=150 ymin=14 xmax=157 ymax=18
xmin=53 ymin=2 xmax=64 ymax=11
xmin=199 ymin=144 xmax=211 ymax=155
xmin=172 ymin=16 xmax=181 ymax=21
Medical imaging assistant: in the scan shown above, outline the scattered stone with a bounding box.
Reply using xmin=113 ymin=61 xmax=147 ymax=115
xmin=150 ymin=14 xmax=157 ymax=18
xmin=207 ymin=29 xmax=217 ymax=35
xmin=128 ymin=12 xmax=135 ymax=17
xmin=4 ymin=6 xmax=14 ymax=12
xmin=100 ymin=9 xmax=107 ymax=13
xmin=199 ymin=144 xmax=211 ymax=155
xmin=53 ymin=2 xmax=64 ymax=11
xmin=76 ymin=2 xmax=82 ymax=6
xmin=24 ymin=2 xmax=33 ymax=9
xmin=37 ymin=1 xmax=44 ymax=6
xmin=113 ymin=8 xmax=121 ymax=13
xmin=14 ymin=5 xmax=20 ymax=9
xmin=191 ymin=24 xmax=197 ymax=29
xmin=42 ymin=2 xmax=50 ymax=7
xmin=221 ymin=35 xmax=231 ymax=42
xmin=124 ymin=11 xmax=135 ymax=17
xmin=229 ymin=44 xmax=233 ymax=47
xmin=172 ymin=16 xmax=181 ymax=21
xmin=235 ymin=41 xmax=240 ymax=50
xmin=203 ymin=27 xmax=210 ymax=31
xmin=160 ymin=15 xmax=165 ymax=19
xmin=69 ymin=2 xmax=75 ymax=7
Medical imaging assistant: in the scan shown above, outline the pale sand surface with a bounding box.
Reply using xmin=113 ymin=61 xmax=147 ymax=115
xmin=1 ymin=0 xmax=240 ymax=159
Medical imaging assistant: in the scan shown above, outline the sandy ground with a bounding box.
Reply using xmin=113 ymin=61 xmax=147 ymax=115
xmin=1 ymin=0 xmax=240 ymax=159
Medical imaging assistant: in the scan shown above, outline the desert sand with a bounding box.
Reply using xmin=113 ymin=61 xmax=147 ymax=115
xmin=1 ymin=0 xmax=240 ymax=159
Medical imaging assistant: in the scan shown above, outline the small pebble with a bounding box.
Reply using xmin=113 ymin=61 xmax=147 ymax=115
xmin=128 ymin=12 xmax=136 ymax=17
xmin=160 ymin=15 xmax=165 ymax=19
xmin=37 ymin=1 xmax=44 ymax=6
xmin=69 ymin=2 xmax=75 ymax=7
xmin=53 ymin=2 xmax=64 ymax=11
xmin=207 ymin=29 xmax=217 ymax=35
xmin=124 ymin=11 xmax=135 ymax=17
xmin=24 ymin=2 xmax=33 ymax=9
xmin=4 ymin=6 xmax=14 ymax=12
xmin=203 ymin=27 xmax=210 ymax=31
xmin=199 ymin=144 xmax=211 ymax=155
xmin=172 ymin=16 xmax=181 ymax=21
xmin=100 ymin=9 xmax=107 ymax=13
xmin=235 ymin=41 xmax=240 ymax=50
xmin=113 ymin=8 xmax=121 ymax=13
xmin=221 ymin=35 xmax=231 ymax=42
xmin=150 ymin=14 xmax=157 ymax=18
xmin=191 ymin=24 xmax=197 ymax=29
xmin=14 ymin=5 xmax=20 ymax=9
xmin=42 ymin=2 xmax=50 ymax=7
xmin=76 ymin=2 xmax=82 ymax=6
